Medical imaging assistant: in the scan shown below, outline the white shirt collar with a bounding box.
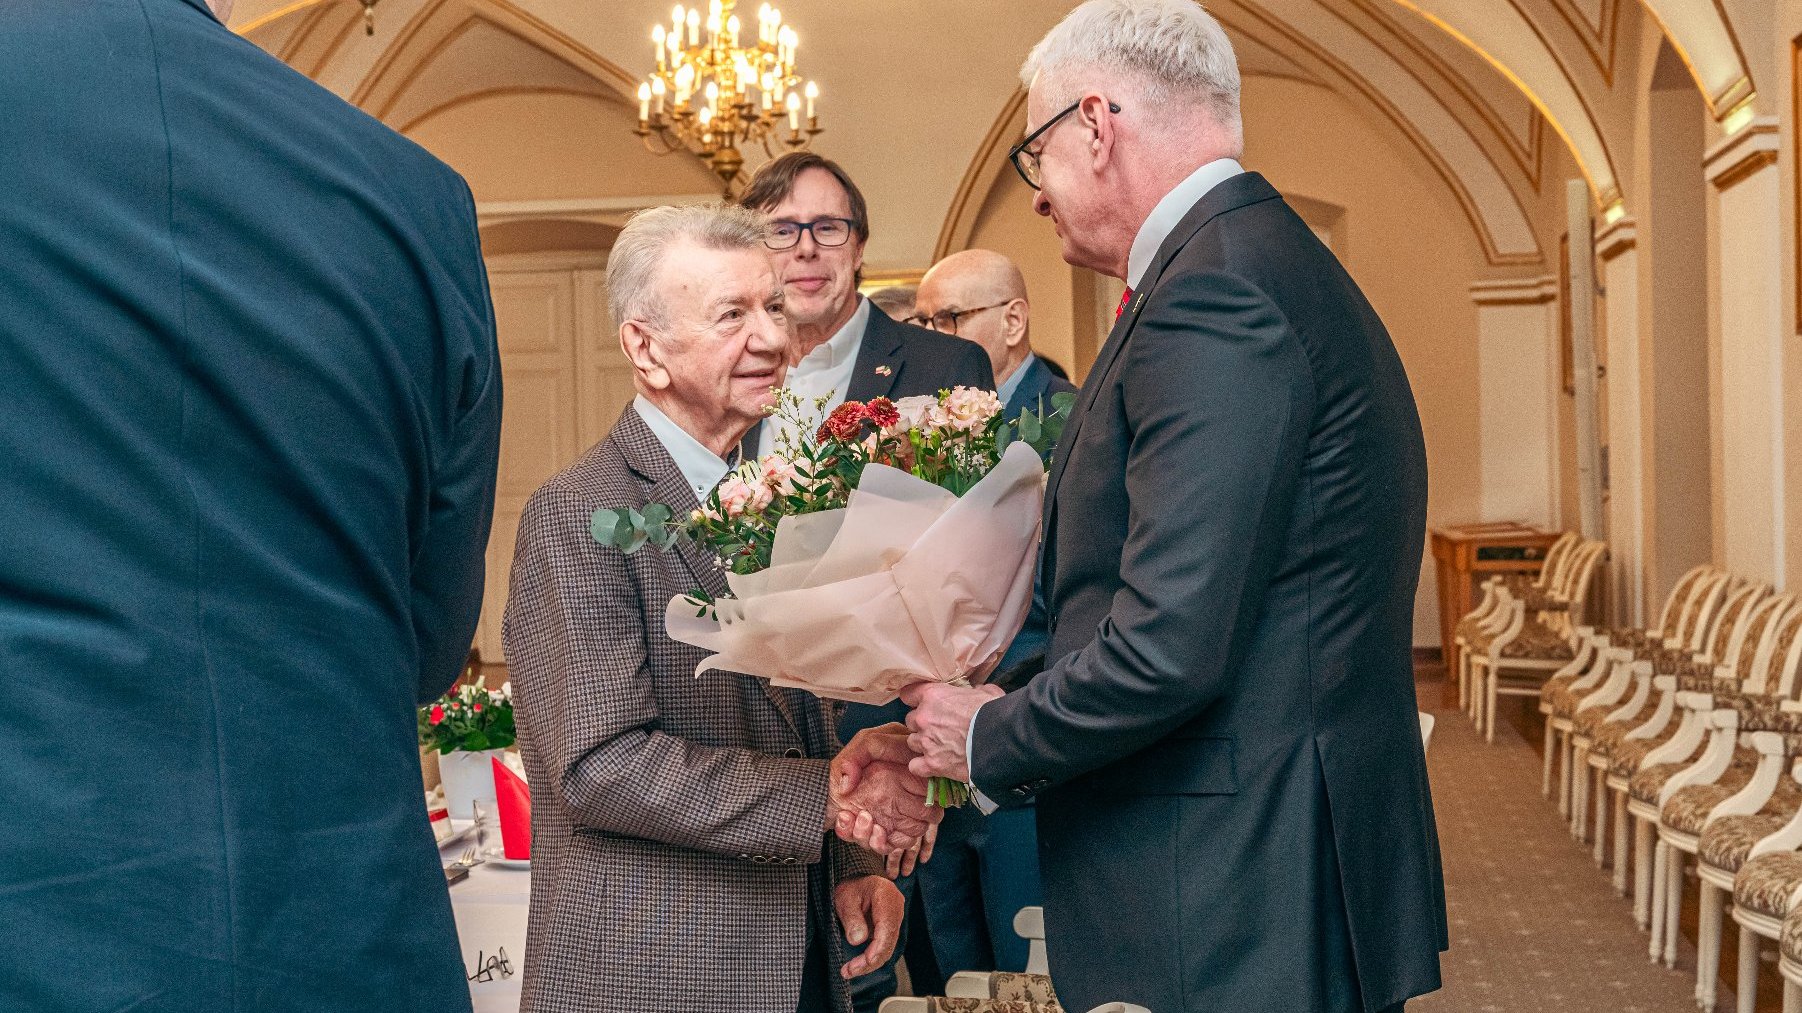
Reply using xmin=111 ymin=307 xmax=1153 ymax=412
xmin=1126 ymin=158 xmax=1245 ymax=290
xmin=797 ymin=296 xmax=870 ymax=373
xmin=633 ymin=395 xmax=733 ymax=504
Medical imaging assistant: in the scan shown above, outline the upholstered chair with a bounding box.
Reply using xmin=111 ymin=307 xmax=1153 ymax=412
xmin=1472 ymin=540 xmax=1609 ymax=742
xmin=1462 ymin=533 xmax=1582 ymax=721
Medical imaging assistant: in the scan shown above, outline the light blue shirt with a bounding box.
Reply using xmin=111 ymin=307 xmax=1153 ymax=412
xmin=996 ymin=353 xmax=1038 ymax=408
xmin=633 ymin=394 xmax=733 ymax=503
xmin=967 ymin=157 xmax=1245 ymax=813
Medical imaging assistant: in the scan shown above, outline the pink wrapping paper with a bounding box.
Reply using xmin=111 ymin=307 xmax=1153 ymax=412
xmin=665 ymin=440 xmax=1045 ymax=704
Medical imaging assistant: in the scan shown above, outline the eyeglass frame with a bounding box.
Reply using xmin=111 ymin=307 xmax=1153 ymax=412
xmin=763 ymin=217 xmax=861 ymax=251
xmin=1007 ymin=98 xmax=1122 ymax=190
xmin=907 ymin=300 xmax=1013 ymax=336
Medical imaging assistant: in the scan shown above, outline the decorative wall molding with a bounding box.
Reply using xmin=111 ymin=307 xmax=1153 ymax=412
xmin=475 ymin=195 xmax=716 ymax=227
xmin=1704 ymin=115 xmax=1780 ymax=190
xmin=1469 ymin=275 xmax=1558 ymax=304
xmin=1593 ymin=215 xmax=1637 ymax=260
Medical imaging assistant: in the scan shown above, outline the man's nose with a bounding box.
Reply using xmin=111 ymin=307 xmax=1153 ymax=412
xmin=750 ymin=312 xmax=790 ymax=355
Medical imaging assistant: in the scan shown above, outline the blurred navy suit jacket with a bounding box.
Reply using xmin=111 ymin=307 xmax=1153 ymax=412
xmin=0 ymin=1 xmax=500 ymax=1009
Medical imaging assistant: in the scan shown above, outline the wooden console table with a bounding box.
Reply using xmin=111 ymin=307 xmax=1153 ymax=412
xmin=1429 ymin=522 xmax=1560 ymax=701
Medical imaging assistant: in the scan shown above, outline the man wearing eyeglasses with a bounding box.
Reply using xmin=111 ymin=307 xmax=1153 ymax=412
xmin=738 ymin=152 xmax=994 ymax=1012
xmin=896 ymin=2 xmax=1447 ymax=1013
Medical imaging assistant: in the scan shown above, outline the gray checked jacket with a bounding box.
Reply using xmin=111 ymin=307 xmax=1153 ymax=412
xmin=503 ymin=405 xmax=885 ymax=1013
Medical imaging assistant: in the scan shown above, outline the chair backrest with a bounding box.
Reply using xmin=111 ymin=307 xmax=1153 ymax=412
xmin=1683 ymin=571 xmax=1741 ymax=655
xmin=1654 ymin=564 xmax=1718 ymax=640
xmin=1558 ymin=541 xmax=1608 ymax=629
xmin=1771 ymin=602 xmax=1802 ymax=699
xmin=1722 ymin=588 xmax=1783 ymax=691
xmin=1535 ymin=531 xmax=1582 ymax=591
xmin=1707 ymin=582 xmax=1771 ymax=667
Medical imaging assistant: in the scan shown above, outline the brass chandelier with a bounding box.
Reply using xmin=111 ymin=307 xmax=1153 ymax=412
xmin=634 ymin=2 xmax=823 ymax=194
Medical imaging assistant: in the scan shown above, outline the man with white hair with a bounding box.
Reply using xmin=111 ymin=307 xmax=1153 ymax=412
xmin=899 ymin=3 xmax=1447 ymax=1011
xmin=505 ymin=204 xmax=938 ymax=1013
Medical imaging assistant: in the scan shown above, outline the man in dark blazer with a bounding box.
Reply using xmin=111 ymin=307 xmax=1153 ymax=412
xmin=902 ymin=3 xmax=1447 ymax=1012
xmin=739 ymin=152 xmax=994 ymax=1008
xmin=505 ymin=204 xmax=930 ymax=1013
xmin=908 ymin=249 xmax=1073 ymax=977
xmin=0 ymin=0 xmax=502 ymax=1010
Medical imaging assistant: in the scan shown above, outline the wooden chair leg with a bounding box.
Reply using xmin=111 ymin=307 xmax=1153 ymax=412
xmin=1783 ymin=979 xmax=1800 ymax=1013
xmin=1593 ymin=768 xmax=1609 ymax=866
xmin=1542 ymin=718 xmax=1557 ymax=797
xmin=1739 ymin=926 xmax=1760 ymax=1013
xmin=1633 ymin=818 xmax=1654 ymax=929
xmin=1698 ymin=882 xmax=1721 ymax=1010
xmin=1664 ymin=849 xmax=1683 ymax=968
xmin=1650 ymin=839 xmax=1668 ymax=958
xmin=1612 ymin=789 xmax=1631 ymax=894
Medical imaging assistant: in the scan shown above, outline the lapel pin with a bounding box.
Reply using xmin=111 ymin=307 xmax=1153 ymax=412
xmin=874 ymin=365 xmax=892 ymax=377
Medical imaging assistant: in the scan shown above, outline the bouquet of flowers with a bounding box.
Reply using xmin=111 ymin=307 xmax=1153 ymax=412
xmin=418 ymin=681 xmax=516 ymax=755
xmin=595 ymin=386 xmax=1071 ymax=806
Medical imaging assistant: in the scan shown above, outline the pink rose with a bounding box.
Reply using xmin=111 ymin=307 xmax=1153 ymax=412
xmin=717 ymin=476 xmax=757 ymax=518
xmin=889 ymin=395 xmax=938 ymax=436
xmin=941 ymin=386 xmax=1002 ymax=433
xmin=760 ymin=454 xmax=801 ymax=495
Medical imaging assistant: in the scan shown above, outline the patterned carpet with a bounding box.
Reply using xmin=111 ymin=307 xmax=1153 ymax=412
xmin=1413 ymin=681 xmax=1714 ymax=1012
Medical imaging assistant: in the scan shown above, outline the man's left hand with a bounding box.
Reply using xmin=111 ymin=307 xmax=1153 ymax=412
xmin=834 ymin=874 xmax=905 ymax=979
xmin=899 ymin=682 xmax=1004 ymax=783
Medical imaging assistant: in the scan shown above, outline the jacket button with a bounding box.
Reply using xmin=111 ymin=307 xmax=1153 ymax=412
xmin=783 ymin=747 xmax=803 ymax=759
xmin=782 ymin=857 xmax=798 ymax=865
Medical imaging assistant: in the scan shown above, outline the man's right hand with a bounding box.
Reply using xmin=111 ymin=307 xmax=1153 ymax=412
xmin=827 ymin=725 xmax=941 ymax=856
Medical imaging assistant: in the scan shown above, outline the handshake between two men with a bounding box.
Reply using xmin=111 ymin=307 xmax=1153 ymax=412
xmin=827 ymin=681 xmax=1008 ymax=870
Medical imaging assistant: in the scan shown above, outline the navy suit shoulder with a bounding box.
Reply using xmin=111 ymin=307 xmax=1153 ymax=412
xmin=0 ymin=2 xmax=498 ymax=1010
xmin=846 ymin=304 xmax=994 ymax=401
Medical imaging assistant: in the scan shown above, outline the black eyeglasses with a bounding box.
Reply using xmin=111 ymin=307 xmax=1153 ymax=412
xmin=765 ymin=217 xmax=859 ymax=251
xmin=1007 ymin=99 xmax=1121 ymax=190
xmin=907 ymin=302 xmax=1009 ymax=336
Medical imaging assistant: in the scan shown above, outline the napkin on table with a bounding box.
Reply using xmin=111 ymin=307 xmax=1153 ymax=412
xmin=491 ymin=756 xmax=531 ymax=860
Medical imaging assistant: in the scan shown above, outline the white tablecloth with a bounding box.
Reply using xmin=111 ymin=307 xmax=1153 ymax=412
xmin=440 ymin=828 xmax=530 ymax=1013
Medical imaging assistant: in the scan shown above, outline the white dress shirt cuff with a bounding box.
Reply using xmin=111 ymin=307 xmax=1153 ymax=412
xmin=966 ymin=699 xmax=998 ymax=814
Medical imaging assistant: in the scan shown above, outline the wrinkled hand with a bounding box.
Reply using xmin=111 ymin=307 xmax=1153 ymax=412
xmin=900 ymin=682 xmax=1003 ymax=782
xmin=828 ymin=725 xmax=941 ymax=856
xmin=885 ymin=820 xmax=937 ymax=878
xmin=834 ymin=874 xmax=905 ymax=979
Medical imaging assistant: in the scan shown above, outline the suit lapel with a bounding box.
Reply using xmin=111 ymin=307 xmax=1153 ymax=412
xmin=1040 ymin=173 xmax=1285 ymax=587
xmin=615 ymin=408 xmax=806 ymax=741
xmin=844 ymin=308 xmax=903 ymax=402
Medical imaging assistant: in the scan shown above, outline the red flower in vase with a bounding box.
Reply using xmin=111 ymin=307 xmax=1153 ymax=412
xmin=473 ymin=702 xmax=484 ymax=713
xmin=429 ymin=705 xmax=445 ymax=725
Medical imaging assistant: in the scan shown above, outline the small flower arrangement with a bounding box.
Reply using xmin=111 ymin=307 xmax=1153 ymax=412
xmin=418 ymin=680 xmax=516 ymax=754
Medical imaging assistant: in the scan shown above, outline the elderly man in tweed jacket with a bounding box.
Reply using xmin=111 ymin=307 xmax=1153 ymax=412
xmin=504 ymin=203 xmax=936 ymax=1013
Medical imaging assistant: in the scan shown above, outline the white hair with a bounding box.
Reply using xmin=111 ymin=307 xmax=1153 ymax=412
xmin=1021 ymin=0 xmax=1241 ymax=139
xmin=605 ymin=203 xmax=769 ymax=331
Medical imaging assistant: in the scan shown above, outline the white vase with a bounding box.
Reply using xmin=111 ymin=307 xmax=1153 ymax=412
xmin=439 ymin=748 xmax=504 ymax=820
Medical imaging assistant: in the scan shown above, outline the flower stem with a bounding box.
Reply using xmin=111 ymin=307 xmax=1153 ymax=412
xmin=926 ymin=776 xmax=968 ymax=809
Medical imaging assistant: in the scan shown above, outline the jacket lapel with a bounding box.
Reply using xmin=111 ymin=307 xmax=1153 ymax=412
xmin=844 ymin=307 xmax=904 ymax=402
xmin=615 ymin=408 xmax=806 ymax=741
xmin=1040 ymin=173 xmax=1285 ymax=586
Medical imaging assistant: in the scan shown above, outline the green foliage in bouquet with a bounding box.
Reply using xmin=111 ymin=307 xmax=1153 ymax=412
xmin=418 ymin=681 xmax=516 ymax=754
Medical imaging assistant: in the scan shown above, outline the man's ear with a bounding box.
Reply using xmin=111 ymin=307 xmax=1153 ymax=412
xmin=1081 ymin=93 xmax=1116 ymax=174
xmin=1003 ymin=299 xmax=1031 ymax=350
xmin=621 ymin=320 xmax=671 ymax=391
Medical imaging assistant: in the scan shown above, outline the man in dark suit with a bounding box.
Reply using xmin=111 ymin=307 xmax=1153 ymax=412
xmin=739 ymin=152 xmax=994 ymax=1008
xmin=0 ymin=0 xmax=502 ymax=1010
xmin=505 ymin=204 xmax=934 ymax=1013
xmin=902 ymin=3 xmax=1447 ymax=1012
xmin=908 ymin=249 xmax=1073 ymax=977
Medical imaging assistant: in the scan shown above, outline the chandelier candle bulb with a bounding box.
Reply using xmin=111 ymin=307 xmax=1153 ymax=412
xmin=652 ymin=76 xmax=665 ymax=115
xmin=786 ymin=90 xmax=800 ymax=132
xmin=686 ymin=7 xmax=699 ymax=46
xmin=652 ymin=25 xmax=666 ymax=70
xmin=637 ymin=83 xmax=651 ymax=124
xmin=727 ymin=14 xmax=741 ymax=47
xmin=804 ymin=80 xmax=817 ymax=120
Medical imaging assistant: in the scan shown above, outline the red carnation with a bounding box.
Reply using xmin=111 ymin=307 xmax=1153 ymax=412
xmin=817 ymin=401 xmax=870 ymax=442
xmin=864 ymin=397 xmax=900 ymax=429
xmin=473 ymin=702 xmax=484 ymax=713
xmin=429 ymin=705 xmax=445 ymax=725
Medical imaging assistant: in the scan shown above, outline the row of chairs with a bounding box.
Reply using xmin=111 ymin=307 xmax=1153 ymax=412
xmin=1538 ymin=564 xmax=1802 ymax=1011
xmin=1455 ymin=531 xmax=1610 ymax=741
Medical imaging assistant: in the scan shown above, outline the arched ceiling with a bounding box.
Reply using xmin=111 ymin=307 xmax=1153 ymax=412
xmin=228 ymin=0 xmax=1756 ymax=266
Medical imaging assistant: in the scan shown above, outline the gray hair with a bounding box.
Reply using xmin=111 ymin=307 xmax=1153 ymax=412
xmin=606 ymin=203 xmax=770 ymax=330
xmin=1021 ymin=0 xmax=1241 ymax=139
